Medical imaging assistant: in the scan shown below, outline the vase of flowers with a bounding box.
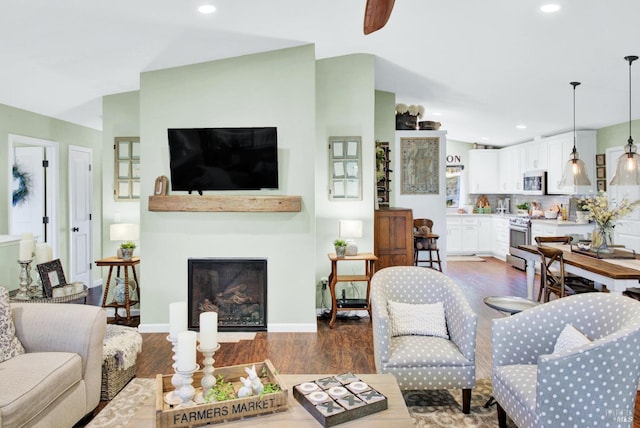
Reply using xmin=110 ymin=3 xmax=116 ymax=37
xmin=578 ymin=192 xmax=640 ymax=253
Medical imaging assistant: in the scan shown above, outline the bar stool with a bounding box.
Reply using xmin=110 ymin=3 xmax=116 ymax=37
xmin=413 ymin=218 xmax=442 ymax=271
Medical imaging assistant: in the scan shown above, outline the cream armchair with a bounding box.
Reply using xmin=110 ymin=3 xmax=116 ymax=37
xmin=371 ymin=266 xmax=477 ymax=413
xmin=1 ymin=302 xmax=106 ymax=427
xmin=492 ymin=293 xmax=640 ymax=428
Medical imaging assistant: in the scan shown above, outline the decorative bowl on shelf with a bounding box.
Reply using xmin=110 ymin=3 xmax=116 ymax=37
xmin=577 ymin=241 xmax=592 ymax=251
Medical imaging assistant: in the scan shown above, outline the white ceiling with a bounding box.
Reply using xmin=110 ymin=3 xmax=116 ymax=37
xmin=2 ymin=0 xmax=640 ymax=146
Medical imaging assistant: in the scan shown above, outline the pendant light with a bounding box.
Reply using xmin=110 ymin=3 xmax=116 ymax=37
xmin=610 ymin=55 xmax=640 ymax=186
xmin=559 ymin=81 xmax=591 ymax=187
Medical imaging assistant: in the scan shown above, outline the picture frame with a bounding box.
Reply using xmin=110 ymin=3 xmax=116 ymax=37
xmin=597 ymin=179 xmax=607 ymax=192
xmin=596 ymin=166 xmax=606 ymax=179
xmin=596 ymin=154 xmax=606 ymax=166
xmin=400 ymin=136 xmax=440 ymax=195
xmin=37 ymin=259 xmax=67 ymax=298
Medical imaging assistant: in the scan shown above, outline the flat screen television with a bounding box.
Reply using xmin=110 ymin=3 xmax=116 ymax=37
xmin=167 ymin=127 xmax=278 ymax=192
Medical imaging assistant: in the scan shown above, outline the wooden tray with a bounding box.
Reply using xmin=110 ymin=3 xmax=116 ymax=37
xmin=155 ymin=359 xmax=288 ymax=427
xmin=571 ymin=244 xmax=637 ymax=259
xmin=293 ymin=373 xmax=388 ymax=427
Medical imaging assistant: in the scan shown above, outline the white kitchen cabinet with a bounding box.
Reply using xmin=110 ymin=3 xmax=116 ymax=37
xmin=546 ymin=131 xmax=596 ymax=195
xmin=447 ymin=217 xmax=463 ymax=253
xmin=498 ymin=146 xmax=522 ymax=194
xmin=462 ymin=217 xmax=479 ymax=252
xmin=524 ymin=140 xmax=548 ymax=171
xmin=492 ymin=216 xmax=509 ymax=260
xmin=478 ymin=217 xmax=493 ymax=253
xmin=531 ymin=220 xmax=595 ymax=244
xmin=468 ymin=150 xmax=498 ymax=193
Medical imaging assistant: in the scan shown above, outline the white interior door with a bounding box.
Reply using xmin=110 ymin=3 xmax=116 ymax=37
xmin=69 ymin=146 xmax=93 ymax=286
xmin=8 ymin=135 xmax=59 ymax=257
xmin=606 ymin=146 xmax=640 ymax=251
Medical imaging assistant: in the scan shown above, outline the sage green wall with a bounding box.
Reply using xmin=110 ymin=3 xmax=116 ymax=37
xmin=138 ymin=45 xmax=317 ymax=331
xmin=315 ymin=54 xmax=376 ymax=310
xmin=101 ymin=91 xmax=141 ymax=300
xmin=596 ymin=118 xmax=640 ymax=153
xmin=0 ymin=103 xmax=102 ymax=289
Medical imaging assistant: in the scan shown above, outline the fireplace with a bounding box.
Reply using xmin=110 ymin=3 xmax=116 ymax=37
xmin=188 ymin=258 xmax=267 ymax=332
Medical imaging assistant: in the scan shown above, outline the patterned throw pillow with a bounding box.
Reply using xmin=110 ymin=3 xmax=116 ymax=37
xmin=553 ymin=323 xmax=591 ymax=354
xmin=0 ymin=287 xmax=26 ymax=363
xmin=388 ymin=300 xmax=449 ymax=339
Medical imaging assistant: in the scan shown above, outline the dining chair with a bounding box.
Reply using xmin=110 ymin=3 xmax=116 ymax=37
xmin=413 ymin=218 xmax=442 ymax=271
xmin=534 ymin=236 xmax=596 ymax=302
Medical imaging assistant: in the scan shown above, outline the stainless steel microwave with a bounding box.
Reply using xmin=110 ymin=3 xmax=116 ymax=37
xmin=522 ymin=170 xmax=547 ymax=195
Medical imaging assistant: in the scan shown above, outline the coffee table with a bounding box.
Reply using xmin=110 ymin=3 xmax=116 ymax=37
xmin=125 ymin=373 xmax=413 ymax=427
xmin=483 ymin=295 xmax=539 ymax=315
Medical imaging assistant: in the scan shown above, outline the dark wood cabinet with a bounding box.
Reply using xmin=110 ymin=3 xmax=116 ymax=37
xmin=374 ymin=208 xmax=414 ymax=270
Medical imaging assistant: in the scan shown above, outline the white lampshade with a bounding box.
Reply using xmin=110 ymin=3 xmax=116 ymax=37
xmin=110 ymin=223 xmax=140 ymax=241
xmin=339 ymin=220 xmax=363 ymax=239
xmin=339 ymin=220 xmax=362 ymax=256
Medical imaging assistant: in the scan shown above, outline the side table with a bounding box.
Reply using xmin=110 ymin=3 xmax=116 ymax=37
xmin=327 ymin=253 xmax=378 ymax=329
xmin=96 ymin=256 xmax=140 ymax=324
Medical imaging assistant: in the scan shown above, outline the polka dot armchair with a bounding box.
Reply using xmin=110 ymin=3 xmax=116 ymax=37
xmin=371 ymin=266 xmax=478 ymax=413
xmin=491 ymin=293 xmax=640 ymax=428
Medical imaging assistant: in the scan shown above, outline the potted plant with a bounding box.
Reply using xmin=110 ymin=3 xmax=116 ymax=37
xmin=576 ymin=201 xmax=590 ymax=224
xmin=119 ymin=241 xmax=136 ymax=261
xmin=516 ymin=202 xmax=530 ymax=216
xmin=333 ymin=239 xmax=348 ymax=258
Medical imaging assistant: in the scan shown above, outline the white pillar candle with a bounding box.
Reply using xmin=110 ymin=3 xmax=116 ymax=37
xmin=35 ymin=243 xmax=52 ymax=264
xmin=169 ymin=302 xmax=188 ymax=339
xmin=199 ymin=311 xmax=218 ymax=349
xmin=21 ymin=232 xmax=34 ymax=241
xmin=19 ymin=240 xmax=32 ymax=261
xmin=177 ymin=330 xmax=197 ymax=371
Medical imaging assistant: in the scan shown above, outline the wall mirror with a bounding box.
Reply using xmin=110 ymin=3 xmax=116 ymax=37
xmin=328 ymin=136 xmax=362 ymax=200
xmin=114 ymin=137 xmax=140 ymax=201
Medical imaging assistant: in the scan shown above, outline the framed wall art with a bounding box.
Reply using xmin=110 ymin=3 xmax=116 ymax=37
xmin=596 ymin=166 xmax=606 ymax=179
xmin=328 ymin=136 xmax=362 ymax=200
xmin=37 ymin=259 xmax=67 ymax=298
xmin=596 ymin=153 xmax=606 ymax=166
xmin=400 ymin=137 xmax=439 ymax=194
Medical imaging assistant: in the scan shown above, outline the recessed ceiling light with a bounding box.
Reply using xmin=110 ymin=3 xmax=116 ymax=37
xmin=432 ymin=112 xmax=442 ymax=116
xmin=516 ymin=124 xmax=527 ymax=129
xmin=540 ymin=4 xmax=561 ymax=13
xmin=198 ymin=4 xmax=216 ymax=14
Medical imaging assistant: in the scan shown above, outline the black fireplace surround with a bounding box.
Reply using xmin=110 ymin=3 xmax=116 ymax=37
xmin=188 ymin=258 xmax=267 ymax=332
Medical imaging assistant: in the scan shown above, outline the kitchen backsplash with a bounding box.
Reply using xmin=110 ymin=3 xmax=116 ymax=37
xmin=462 ymin=194 xmax=586 ymax=221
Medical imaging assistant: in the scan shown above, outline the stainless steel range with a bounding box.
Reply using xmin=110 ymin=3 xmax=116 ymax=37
xmin=506 ymin=216 xmax=531 ymax=270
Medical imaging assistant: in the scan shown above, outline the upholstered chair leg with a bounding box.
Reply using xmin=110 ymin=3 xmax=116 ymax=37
xmin=497 ymin=403 xmax=507 ymax=428
xmin=462 ymin=388 xmax=471 ymax=414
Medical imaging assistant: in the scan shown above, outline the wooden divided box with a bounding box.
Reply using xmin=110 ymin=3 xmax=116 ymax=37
xmin=293 ymin=372 xmax=388 ymax=427
xmin=155 ymin=360 xmax=287 ymax=427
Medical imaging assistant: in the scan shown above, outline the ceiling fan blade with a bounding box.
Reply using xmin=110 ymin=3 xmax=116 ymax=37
xmin=363 ymin=0 xmax=395 ymax=35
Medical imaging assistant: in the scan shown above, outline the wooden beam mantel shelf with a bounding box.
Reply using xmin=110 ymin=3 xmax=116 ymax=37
xmin=148 ymin=195 xmax=302 ymax=212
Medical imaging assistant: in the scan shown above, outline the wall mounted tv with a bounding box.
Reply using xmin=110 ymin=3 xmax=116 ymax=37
xmin=167 ymin=127 xmax=278 ymax=193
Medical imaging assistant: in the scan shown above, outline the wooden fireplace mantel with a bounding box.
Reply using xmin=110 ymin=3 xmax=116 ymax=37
xmin=148 ymin=195 xmax=302 ymax=212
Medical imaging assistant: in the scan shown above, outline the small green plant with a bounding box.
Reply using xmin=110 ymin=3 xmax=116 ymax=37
xmin=260 ymin=382 xmax=281 ymax=396
xmin=516 ymin=202 xmax=529 ymax=210
xmin=120 ymin=241 xmax=136 ymax=249
xmin=333 ymin=239 xmax=347 ymax=247
xmin=205 ymin=374 xmax=236 ymax=403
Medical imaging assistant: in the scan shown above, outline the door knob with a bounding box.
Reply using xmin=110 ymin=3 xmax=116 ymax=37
xmin=72 ymin=227 xmax=79 ymax=232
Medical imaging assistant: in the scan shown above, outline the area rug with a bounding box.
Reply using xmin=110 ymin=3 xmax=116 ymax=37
xmin=447 ymin=256 xmax=486 ymax=262
xmin=87 ymin=378 xmax=515 ymax=427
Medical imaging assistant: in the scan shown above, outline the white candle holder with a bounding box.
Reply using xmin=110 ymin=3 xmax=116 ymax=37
xmin=175 ymin=364 xmax=200 ymax=408
xmin=195 ymin=343 xmax=221 ymax=404
xmin=164 ymin=335 xmax=182 ymax=406
xmin=14 ymin=259 xmax=33 ymax=301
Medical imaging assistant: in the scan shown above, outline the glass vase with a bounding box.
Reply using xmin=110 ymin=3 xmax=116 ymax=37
xmin=592 ymin=224 xmax=613 ymax=254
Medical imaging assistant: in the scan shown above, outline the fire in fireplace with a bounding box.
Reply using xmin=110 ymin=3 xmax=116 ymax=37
xmin=188 ymin=258 xmax=267 ymax=332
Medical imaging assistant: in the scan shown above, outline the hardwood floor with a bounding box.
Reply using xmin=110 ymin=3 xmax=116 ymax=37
xmin=83 ymin=257 xmax=640 ymax=426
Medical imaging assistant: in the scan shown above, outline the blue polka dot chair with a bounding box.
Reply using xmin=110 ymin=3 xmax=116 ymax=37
xmin=491 ymin=293 xmax=640 ymax=428
xmin=371 ymin=266 xmax=478 ymax=413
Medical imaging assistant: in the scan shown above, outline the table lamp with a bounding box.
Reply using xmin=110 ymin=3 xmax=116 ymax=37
xmin=339 ymin=220 xmax=363 ymax=256
xmin=110 ymin=223 xmax=140 ymax=258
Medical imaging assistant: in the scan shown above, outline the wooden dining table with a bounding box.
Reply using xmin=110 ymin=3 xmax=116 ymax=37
xmin=511 ymin=244 xmax=640 ymax=300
